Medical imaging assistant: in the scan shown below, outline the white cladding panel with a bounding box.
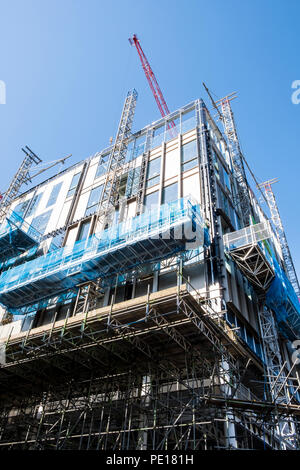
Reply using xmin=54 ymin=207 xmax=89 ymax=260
xmin=164 ymin=147 xmax=179 ymax=181
xmin=73 ymin=191 xmax=89 ymax=221
xmin=182 ymin=173 xmax=200 ymax=203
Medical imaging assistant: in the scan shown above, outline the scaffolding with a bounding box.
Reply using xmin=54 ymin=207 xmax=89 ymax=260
xmin=223 ymin=222 xmax=300 ymax=338
xmin=0 ymin=95 xmax=299 ymax=450
xmin=215 ymin=94 xmax=251 ymax=227
xmin=258 ymin=179 xmax=300 ymax=298
xmin=0 ymin=197 xmax=205 ymax=312
xmin=0 ymin=209 xmax=42 ymax=261
xmin=97 ymin=89 xmax=138 ymax=228
xmin=223 ymin=221 xmax=300 ymax=448
xmin=0 ymin=147 xmax=41 ymax=222
xmin=0 ymin=277 xmax=299 ymax=450
xmin=223 ymin=222 xmax=275 ymax=292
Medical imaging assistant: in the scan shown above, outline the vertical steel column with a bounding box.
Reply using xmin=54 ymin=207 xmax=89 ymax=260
xmin=217 ymin=97 xmax=251 ymax=227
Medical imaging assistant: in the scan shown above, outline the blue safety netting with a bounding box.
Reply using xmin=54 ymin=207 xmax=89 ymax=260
xmin=0 ymin=210 xmax=42 ymax=261
xmin=0 ymin=197 xmax=208 ymax=313
xmin=265 ymin=253 xmax=300 ymax=339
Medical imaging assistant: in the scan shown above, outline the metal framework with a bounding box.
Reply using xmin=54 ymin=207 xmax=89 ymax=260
xmin=0 ymin=278 xmax=299 ymax=450
xmin=224 ymin=222 xmax=299 ymax=448
xmin=258 ymin=306 xmax=298 ymax=449
xmin=97 ymin=89 xmax=138 ymax=228
xmin=0 ymin=96 xmax=299 ymax=450
xmin=223 ymin=222 xmax=275 ymax=293
xmin=215 ymin=94 xmax=251 ymax=227
xmin=0 ymin=147 xmax=41 ymax=222
xmin=0 ymin=196 xmax=205 ymax=312
xmin=258 ymin=179 xmax=300 ymax=298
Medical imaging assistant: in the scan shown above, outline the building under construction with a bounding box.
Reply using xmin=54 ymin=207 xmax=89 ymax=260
xmin=0 ymin=76 xmax=300 ymax=450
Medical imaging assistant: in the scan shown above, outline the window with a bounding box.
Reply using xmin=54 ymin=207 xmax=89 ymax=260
xmin=133 ymin=135 xmax=146 ymax=158
xmin=220 ymin=190 xmax=230 ymax=218
xmin=181 ymin=140 xmax=198 ymax=173
xmin=119 ymin=174 xmax=128 ymax=198
xmin=77 ymin=220 xmax=91 ymax=241
xmin=13 ymin=199 xmax=31 ymax=217
xmin=166 ymin=117 xmax=180 ymax=142
xmin=236 ymin=318 xmax=246 ymax=341
xmin=143 ymin=191 xmax=159 ymax=213
xmin=67 ymin=172 xmax=81 ymax=198
xmin=95 ymin=154 xmax=109 ymax=179
xmin=212 ymin=150 xmax=219 ymax=172
xmin=85 ymin=185 xmax=103 ymax=217
xmin=26 ymin=193 xmax=43 ymax=217
xmin=223 ymin=169 xmax=231 ymax=192
xmin=49 ymin=232 xmax=64 ymax=251
xmin=125 ymin=141 xmax=134 ymax=163
xmin=151 ymin=126 xmax=165 ymax=149
xmin=181 ymin=109 xmax=196 ymax=134
xmin=30 ymin=210 xmax=52 ymax=234
xmin=126 ymin=166 xmax=140 ymax=198
xmin=226 ymin=309 xmax=236 ymax=328
xmin=146 ymin=157 xmax=161 ymax=188
xmin=255 ymin=340 xmax=263 ymax=359
xmin=47 ymin=182 xmax=62 ymax=208
xmin=162 ymin=182 xmax=178 ymax=205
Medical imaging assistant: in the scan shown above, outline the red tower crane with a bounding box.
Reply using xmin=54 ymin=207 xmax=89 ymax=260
xmin=129 ymin=34 xmax=176 ymax=129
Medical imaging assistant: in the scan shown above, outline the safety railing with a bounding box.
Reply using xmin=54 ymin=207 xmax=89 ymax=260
xmin=0 ymin=197 xmax=205 ymax=295
xmin=223 ymin=221 xmax=272 ymax=252
xmin=0 ymin=210 xmax=42 ymax=245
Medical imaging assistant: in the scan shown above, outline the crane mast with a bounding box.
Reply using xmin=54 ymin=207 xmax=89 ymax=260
xmin=215 ymin=94 xmax=251 ymax=227
xmin=97 ymin=89 xmax=138 ymax=227
xmin=258 ymin=178 xmax=300 ymax=298
xmin=129 ymin=34 xmax=175 ymax=129
xmin=202 ymin=84 xmax=251 ymax=227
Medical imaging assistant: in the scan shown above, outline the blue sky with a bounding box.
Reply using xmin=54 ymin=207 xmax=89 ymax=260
xmin=0 ymin=0 xmax=299 ymax=274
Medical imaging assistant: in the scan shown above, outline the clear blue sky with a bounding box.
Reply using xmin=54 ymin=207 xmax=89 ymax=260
xmin=0 ymin=0 xmax=299 ymax=275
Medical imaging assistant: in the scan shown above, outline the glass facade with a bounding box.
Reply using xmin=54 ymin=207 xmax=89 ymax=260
xmin=143 ymin=190 xmax=159 ymax=213
xmin=125 ymin=167 xmax=140 ymax=198
xmin=146 ymin=157 xmax=161 ymax=188
xmin=31 ymin=209 xmax=52 ymax=234
xmin=181 ymin=109 xmax=196 ymax=134
xmin=67 ymin=173 xmax=81 ymax=198
xmin=13 ymin=199 xmax=31 ymax=218
xmin=77 ymin=220 xmax=91 ymax=241
xmin=181 ymin=140 xmax=198 ymax=173
xmin=85 ymin=185 xmax=103 ymax=217
xmin=26 ymin=193 xmax=43 ymax=218
xmin=95 ymin=154 xmax=109 ymax=179
xmin=46 ymin=182 xmax=62 ymax=208
xmin=162 ymin=182 xmax=178 ymax=205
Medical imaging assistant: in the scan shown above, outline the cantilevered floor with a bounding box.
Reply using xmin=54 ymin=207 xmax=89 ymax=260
xmin=0 ymin=198 xmax=205 ymax=311
xmin=0 ymin=212 xmax=41 ymax=261
xmin=0 ymin=285 xmax=264 ymax=399
xmin=223 ymin=222 xmax=275 ymax=293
